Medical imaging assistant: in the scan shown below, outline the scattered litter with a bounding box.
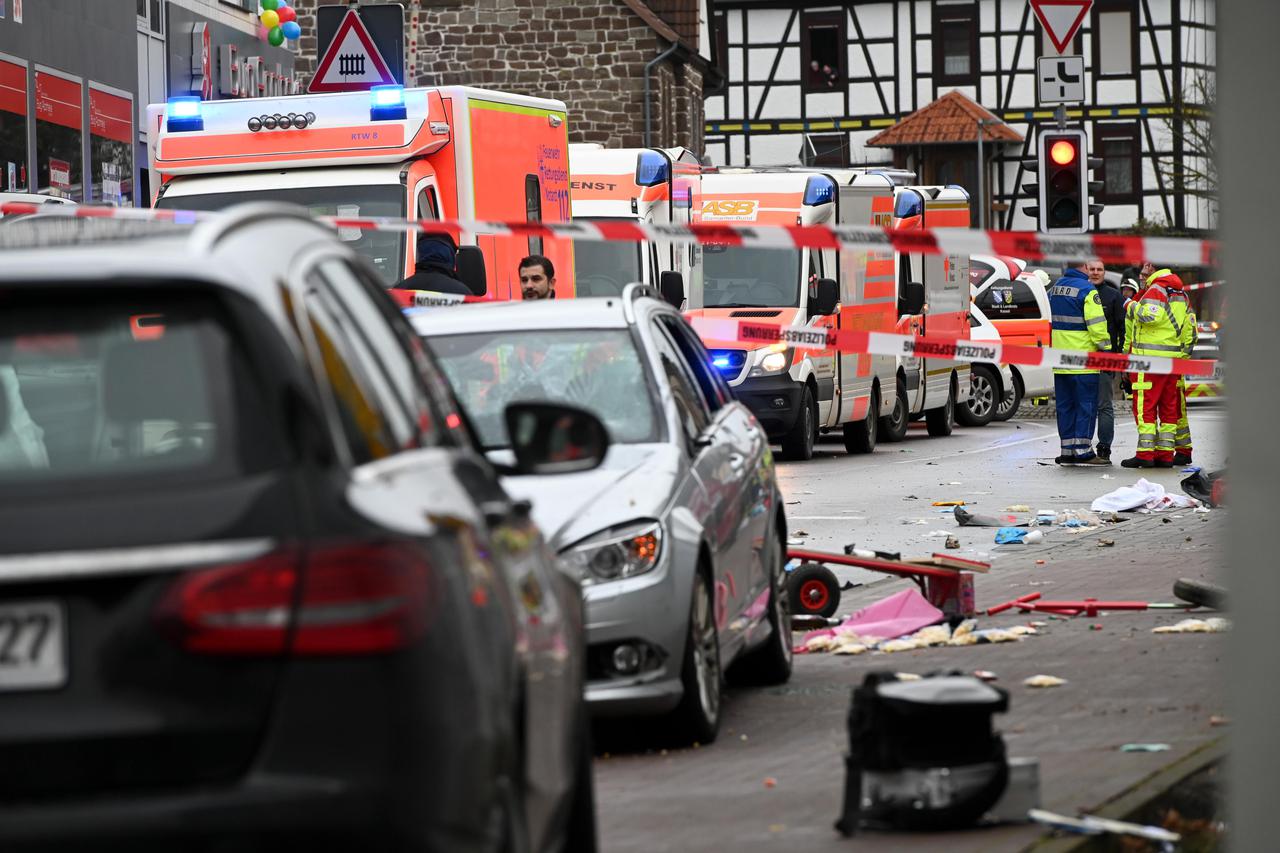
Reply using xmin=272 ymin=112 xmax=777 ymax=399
xmin=1023 ymin=674 xmax=1067 ymax=688
xmin=763 ymin=777 xmax=777 ymax=789
xmin=932 ymin=500 xmax=965 ymax=506
xmin=972 ymin=628 xmax=1021 ymax=643
xmin=794 ymin=529 xmax=809 ymax=536
xmin=904 ymin=495 xmax=919 ymax=500
xmin=740 ymin=734 xmax=749 ymax=741
xmin=995 ymin=527 xmax=1043 ymax=545
xmin=1101 ymin=473 xmax=1114 ymax=479
xmin=1029 ymin=809 xmax=1180 ymax=844
xmin=955 ymin=506 xmax=1027 ymax=527
xmin=1162 ymin=517 xmax=1172 ymax=524
xmin=1056 ymin=509 xmax=1102 ymax=527
xmin=901 ymin=518 xmax=930 ymax=525
xmin=1194 ymin=506 xmax=1212 ymax=514
xmin=1091 ymin=478 xmax=1199 ymax=513
xmin=1090 ymin=624 xmax=1103 ymax=631
xmin=1035 ymin=559 xmax=1047 ymax=565
xmin=1181 ymin=466 xmax=1201 ymax=474
xmin=802 ymin=588 xmax=943 ymax=647
xmin=786 ymin=500 xmax=801 ymax=505
xmin=895 ymin=672 xmax=922 ymax=681
xmin=880 ymin=638 xmax=923 ymax=653
xmin=1210 ymin=715 xmax=1230 ymax=727
xmin=1120 ymin=743 xmax=1171 ymax=752
xmin=974 ymin=670 xmax=998 ymax=682
xmin=787 ymin=537 xmax=806 ymax=546
xmin=925 ymin=529 xmax=954 ymax=537
xmin=1030 ymin=621 xmax=1048 ymax=628
xmin=1005 ymin=504 xmax=1031 ymax=512
xmin=832 ymin=641 xmax=869 ymax=655
xmin=944 ymin=535 xmax=961 ymax=549
xmin=1152 ymin=617 xmax=1231 ymax=634
xmin=947 ymin=481 xmax=962 ymax=486
xmin=1097 ymin=539 xmax=1115 ymax=547
xmin=1035 ymin=511 xmax=1057 ymax=526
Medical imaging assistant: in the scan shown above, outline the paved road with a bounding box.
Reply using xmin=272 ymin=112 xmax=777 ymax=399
xmin=593 ymin=405 xmax=1226 ymax=852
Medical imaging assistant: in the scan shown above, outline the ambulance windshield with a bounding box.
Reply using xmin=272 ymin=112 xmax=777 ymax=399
xmin=572 ymin=233 xmax=643 ymax=297
xmin=156 ymin=185 xmax=406 ymax=286
xmin=701 ymin=246 xmax=801 ymax=308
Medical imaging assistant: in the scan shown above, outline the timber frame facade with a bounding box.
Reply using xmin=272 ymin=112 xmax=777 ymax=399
xmin=704 ymin=0 xmax=1216 ymax=233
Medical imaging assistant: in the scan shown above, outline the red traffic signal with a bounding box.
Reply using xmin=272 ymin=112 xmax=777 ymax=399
xmin=1049 ymin=139 xmax=1077 ymax=166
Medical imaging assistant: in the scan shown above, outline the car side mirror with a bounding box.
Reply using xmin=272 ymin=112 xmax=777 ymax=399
xmin=899 ymin=281 xmax=926 ymax=317
xmin=456 ymin=245 xmax=487 ymax=297
xmin=810 ymin=277 xmax=839 ymax=317
xmin=659 ymin=271 xmax=685 ymax=308
xmin=504 ymin=402 xmax=610 ymax=475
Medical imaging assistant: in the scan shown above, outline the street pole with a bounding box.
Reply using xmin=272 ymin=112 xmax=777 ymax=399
xmin=976 ymin=124 xmax=985 ymax=231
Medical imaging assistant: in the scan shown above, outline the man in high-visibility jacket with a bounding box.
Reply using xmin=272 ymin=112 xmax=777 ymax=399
xmin=1171 ymin=286 xmax=1198 ymax=464
xmin=1050 ymin=261 xmax=1114 ymax=466
xmin=1122 ymin=269 xmax=1188 ymax=468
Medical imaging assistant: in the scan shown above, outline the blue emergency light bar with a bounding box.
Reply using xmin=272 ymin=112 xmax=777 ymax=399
xmin=802 ymin=175 xmax=835 ymax=206
xmin=370 ymin=85 xmax=407 ymax=121
xmin=166 ymin=96 xmax=204 ymax=133
xmin=712 ymin=356 xmax=730 ymax=368
xmin=635 ymin=151 xmax=671 ymax=187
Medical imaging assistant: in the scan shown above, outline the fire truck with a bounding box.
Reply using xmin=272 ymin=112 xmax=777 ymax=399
xmin=687 ymin=167 xmax=972 ymax=460
xmin=147 ymin=85 xmax=573 ymax=301
xmin=568 ymin=144 xmax=702 ymax=301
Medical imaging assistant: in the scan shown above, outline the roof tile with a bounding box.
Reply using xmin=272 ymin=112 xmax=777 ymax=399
xmin=867 ymin=91 xmax=1024 ymax=146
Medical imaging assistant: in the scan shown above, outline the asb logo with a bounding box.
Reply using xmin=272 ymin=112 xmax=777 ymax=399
xmin=701 ymin=199 xmax=758 ymax=221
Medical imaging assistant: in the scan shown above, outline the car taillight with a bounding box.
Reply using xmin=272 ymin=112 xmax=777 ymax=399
xmin=156 ymin=543 xmax=436 ymax=656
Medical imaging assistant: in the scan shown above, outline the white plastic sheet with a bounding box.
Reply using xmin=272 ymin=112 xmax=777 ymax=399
xmin=1090 ymin=477 xmax=1198 ymax=512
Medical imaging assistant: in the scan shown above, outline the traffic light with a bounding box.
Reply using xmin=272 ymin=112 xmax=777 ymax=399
xmin=1021 ymin=128 xmax=1101 ymax=234
xmin=1039 ymin=128 xmax=1087 ymax=233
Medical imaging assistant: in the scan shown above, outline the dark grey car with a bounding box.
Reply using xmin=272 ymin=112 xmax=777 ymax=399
xmin=0 ymin=208 xmax=597 ymax=852
xmin=415 ymin=286 xmax=793 ymax=745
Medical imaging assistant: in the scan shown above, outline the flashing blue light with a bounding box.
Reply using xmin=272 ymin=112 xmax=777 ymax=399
xmin=712 ymin=356 xmax=731 ymax=368
xmin=894 ymin=190 xmax=924 ymax=220
xmin=802 ymin=175 xmax=835 ymax=206
xmin=166 ymin=96 xmax=204 ymax=133
xmin=635 ymin=150 xmax=671 ymax=187
xmin=370 ymin=85 xmax=407 ymax=121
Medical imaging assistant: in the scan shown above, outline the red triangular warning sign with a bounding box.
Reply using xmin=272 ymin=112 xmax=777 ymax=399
xmin=308 ymin=9 xmax=397 ymax=93
xmin=1030 ymin=0 xmax=1093 ymax=54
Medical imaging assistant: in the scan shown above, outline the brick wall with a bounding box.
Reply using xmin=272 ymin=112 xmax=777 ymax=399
xmin=289 ymin=0 xmax=704 ymax=153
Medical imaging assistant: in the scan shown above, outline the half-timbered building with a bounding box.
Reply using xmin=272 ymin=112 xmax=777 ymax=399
xmin=704 ymin=1 xmax=1216 ymax=233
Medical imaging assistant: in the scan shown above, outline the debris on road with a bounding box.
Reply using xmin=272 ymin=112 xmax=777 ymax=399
xmin=1029 ymin=809 xmax=1181 ymax=844
xmin=763 ymin=776 xmax=777 ymax=788
xmin=955 ymin=506 xmax=1027 ymax=527
xmin=1005 ymin=504 xmax=1032 ymax=512
xmin=1152 ymin=617 xmax=1231 ymax=634
xmin=1210 ymin=715 xmax=1231 ymax=727
xmin=932 ymin=500 xmax=966 ymax=506
xmin=944 ymin=535 xmax=961 ymax=549
xmin=1120 ymin=743 xmax=1171 ymax=752
xmin=1023 ymin=674 xmax=1067 ymax=688
xmin=995 ymin=527 xmax=1043 ymax=544
xmin=1181 ymin=468 xmax=1226 ymax=507
xmin=974 ymin=670 xmax=998 ymax=682
xmin=1097 ymin=538 xmax=1115 ymax=547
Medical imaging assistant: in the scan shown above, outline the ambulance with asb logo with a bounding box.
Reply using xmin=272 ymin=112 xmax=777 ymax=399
xmin=147 ymin=85 xmax=573 ymax=302
xmin=687 ymin=167 xmax=972 ymax=460
xmin=567 ymin=144 xmax=702 ymax=300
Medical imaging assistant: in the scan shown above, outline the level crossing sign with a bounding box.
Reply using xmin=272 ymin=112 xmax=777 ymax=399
xmin=1029 ymin=0 xmax=1093 ymax=54
xmin=309 ymin=8 xmax=398 ymax=93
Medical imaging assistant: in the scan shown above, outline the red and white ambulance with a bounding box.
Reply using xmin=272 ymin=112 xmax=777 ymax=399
xmin=568 ymin=144 xmax=702 ymax=300
xmin=687 ymin=167 xmax=972 ymax=460
xmin=147 ymin=86 xmax=573 ymax=302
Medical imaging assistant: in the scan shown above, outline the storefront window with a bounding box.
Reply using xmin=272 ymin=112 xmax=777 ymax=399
xmin=89 ymin=85 xmax=133 ymax=206
xmin=0 ymin=58 xmax=28 ymax=192
xmin=35 ymin=69 xmax=83 ymax=202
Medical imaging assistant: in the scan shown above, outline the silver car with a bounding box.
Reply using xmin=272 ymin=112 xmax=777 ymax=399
xmin=413 ymin=286 xmax=792 ymax=744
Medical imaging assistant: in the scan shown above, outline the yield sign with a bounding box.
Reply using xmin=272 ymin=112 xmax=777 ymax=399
xmin=1029 ymin=0 xmax=1093 ymax=54
xmin=309 ymin=8 xmax=397 ymax=93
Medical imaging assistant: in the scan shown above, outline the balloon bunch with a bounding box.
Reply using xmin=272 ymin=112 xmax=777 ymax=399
xmin=259 ymin=0 xmax=301 ymax=47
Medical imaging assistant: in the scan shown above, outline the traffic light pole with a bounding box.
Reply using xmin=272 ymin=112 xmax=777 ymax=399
xmin=1055 ymin=104 xmax=1067 ymax=131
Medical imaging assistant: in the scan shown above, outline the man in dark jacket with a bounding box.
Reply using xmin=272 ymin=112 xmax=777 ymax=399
xmin=395 ymin=234 xmax=472 ymax=295
xmin=1086 ymin=259 xmax=1128 ymax=460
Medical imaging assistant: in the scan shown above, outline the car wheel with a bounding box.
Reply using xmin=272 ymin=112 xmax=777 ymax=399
xmin=879 ymin=382 xmax=910 ymax=443
xmin=842 ymin=387 xmax=879 ymax=453
xmin=993 ymin=372 xmax=1023 ymax=422
xmin=957 ymin=366 xmax=997 ymax=427
xmin=671 ymin=572 xmax=721 ymax=745
xmin=560 ymin=699 xmax=599 ymax=853
xmin=728 ymin=526 xmax=792 ymax=685
xmin=925 ymin=377 xmax=956 ymax=437
xmin=779 ymin=385 xmax=816 ymax=461
xmin=787 ymin=562 xmax=840 ymax=618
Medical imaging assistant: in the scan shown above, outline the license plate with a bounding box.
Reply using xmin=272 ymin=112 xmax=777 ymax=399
xmin=0 ymin=601 xmax=66 ymax=692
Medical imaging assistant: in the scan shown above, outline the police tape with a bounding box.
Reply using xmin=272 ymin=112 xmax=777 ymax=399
xmin=689 ymin=318 xmax=1217 ymax=378
xmin=0 ymin=201 xmax=1218 ymax=266
xmin=1186 ymin=280 xmax=1224 ymax=291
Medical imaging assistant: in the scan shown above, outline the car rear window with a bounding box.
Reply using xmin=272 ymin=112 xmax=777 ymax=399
xmin=0 ymin=289 xmax=271 ymax=487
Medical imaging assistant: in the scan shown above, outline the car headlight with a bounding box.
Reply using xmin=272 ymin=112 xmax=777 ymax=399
xmin=560 ymin=521 xmax=662 ymax=585
xmin=750 ymin=343 xmax=792 ymax=377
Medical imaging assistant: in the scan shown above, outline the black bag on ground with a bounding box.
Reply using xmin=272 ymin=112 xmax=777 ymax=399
xmin=835 ymin=671 xmax=1010 ymax=835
